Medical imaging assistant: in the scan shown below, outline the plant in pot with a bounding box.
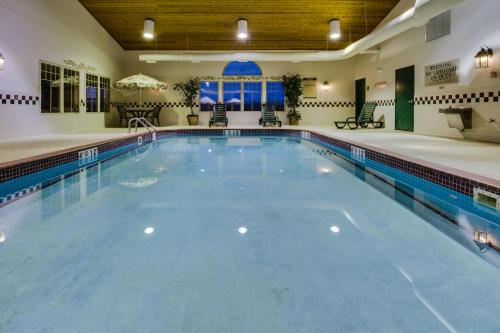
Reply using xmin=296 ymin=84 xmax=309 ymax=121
xmin=282 ymin=74 xmax=303 ymax=126
xmin=173 ymin=77 xmax=201 ymax=126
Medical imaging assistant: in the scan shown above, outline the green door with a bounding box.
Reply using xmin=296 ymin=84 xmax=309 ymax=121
xmin=395 ymin=66 xmax=414 ymax=131
xmin=355 ymin=78 xmax=366 ymax=118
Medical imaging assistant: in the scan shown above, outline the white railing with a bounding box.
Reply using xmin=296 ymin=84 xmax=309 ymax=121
xmin=128 ymin=117 xmax=157 ymax=134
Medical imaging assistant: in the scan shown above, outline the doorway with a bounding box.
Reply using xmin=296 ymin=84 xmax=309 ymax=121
xmin=395 ymin=66 xmax=415 ymax=132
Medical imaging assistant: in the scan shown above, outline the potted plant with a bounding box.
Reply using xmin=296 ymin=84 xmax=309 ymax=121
xmin=282 ymin=74 xmax=303 ymax=126
xmin=173 ymin=78 xmax=201 ymax=125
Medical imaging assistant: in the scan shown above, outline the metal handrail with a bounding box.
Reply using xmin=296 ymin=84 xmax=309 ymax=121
xmin=128 ymin=117 xmax=157 ymax=134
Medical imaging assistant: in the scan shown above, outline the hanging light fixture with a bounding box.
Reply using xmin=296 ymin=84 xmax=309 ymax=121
xmin=475 ymin=46 xmax=493 ymax=69
xmin=329 ymin=19 xmax=341 ymax=40
xmin=143 ymin=19 xmax=155 ymax=39
xmin=0 ymin=53 xmax=5 ymax=70
xmin=321 ymin=81 xmax=330 ymax=90
xmin=237 ymin=19 xmax=248 ymax=39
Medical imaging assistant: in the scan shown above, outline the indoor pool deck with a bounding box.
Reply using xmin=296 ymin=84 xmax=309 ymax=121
xmin=1 ymin=126 xmax=500 ymax=183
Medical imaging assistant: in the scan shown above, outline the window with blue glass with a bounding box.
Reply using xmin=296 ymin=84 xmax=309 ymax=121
xmin=223 ymin=61 xmax=262 ymax=76
xmin=200 ymin=81 xmax=218 ymax=111
xmin=223 ymin=82 xmax=241 ymax=111
xmin=244 ymin=82 xmax=262 ymax=111
xmin=266 ymin=81 xmax=285 ymax=111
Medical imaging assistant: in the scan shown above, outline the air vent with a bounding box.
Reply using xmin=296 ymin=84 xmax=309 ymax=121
xmin=426 ymin=10 xmax=451 ymax=42
xmin=474 ymin=188 xmax=500 ymax=210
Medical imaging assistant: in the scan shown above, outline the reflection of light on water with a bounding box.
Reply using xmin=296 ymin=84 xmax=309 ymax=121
xmin=330 ymin=225 xmax=340 ymax=233
xmin=396 ymin=265 xmax=458 ymax=333
xmin=238 ymin=226 xmax=248 ymax=234
xmin=144 ymin=227 xmax=154 ymax=235
xmin=154 ymin=167 xmax=167 ymax=173
xmin=0 ymin=230 xmax=5 ymax=243
xmin=118 ymin=177 xmax=158 ymax=188
xmin=342 ymin=210 xmax=363 ymax=231
xmin=200 ymin=169 xmax=205 ymax=172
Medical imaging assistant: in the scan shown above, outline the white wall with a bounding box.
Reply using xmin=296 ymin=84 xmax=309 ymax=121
xmin=0 ymin=0 xmax=125 ymax=139
xmin=122 ymin=54 xmax=356 ymax=126
xmin=354 ymin=0 xmax=500 ymax=142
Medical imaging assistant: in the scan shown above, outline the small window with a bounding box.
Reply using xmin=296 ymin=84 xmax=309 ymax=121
xmin=63 ymin=68 xmax=79 ymax=113
xmin=223 ymin=61 xmax=262 ymax=76
xmin=200 ymin=81 xmax=218 ymax=111
xmin=223 ymin=82 xmax=241 ymax=111
xmin=86 ymin=74 xmax=98 ymax=112
xmin=243 ymin=82 xmax=262 ymax=111
xmin=40 ymin=62 xmax=61 ymax=113
xmin=100 ymin=77 xmax=111 ymax=112
xmin=266 ymin=81 xmax=285 ymax=111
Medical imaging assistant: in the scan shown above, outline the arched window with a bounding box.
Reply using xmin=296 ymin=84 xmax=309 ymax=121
xmin=223 ymin=61 xmax=262 ymax=76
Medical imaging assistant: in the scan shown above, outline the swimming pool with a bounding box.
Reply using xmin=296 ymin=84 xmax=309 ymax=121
xmin=1 ymin=135 xmax=500 ymax=332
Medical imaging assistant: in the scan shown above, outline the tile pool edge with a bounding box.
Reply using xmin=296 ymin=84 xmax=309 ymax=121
xmin=1 ymin=128 xmax=499 ymax=201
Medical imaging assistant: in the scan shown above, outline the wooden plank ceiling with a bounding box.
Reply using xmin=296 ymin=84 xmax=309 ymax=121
xmin=79 ymin=0 xmax=400 ymax=51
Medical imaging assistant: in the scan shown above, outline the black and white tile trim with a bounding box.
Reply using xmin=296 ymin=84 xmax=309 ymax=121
xmin=112 ymin=101 xmax=200 ymax=108
xmin=1 ymin=93 xmax=39 ymax=106
xmin=367 ymin=99 xmax=395 ymax=106
xmin=112 ymin=101 xmax=355 ymax=109
xmin=299 ymin=101 xmax=355 ymax=108
xmin=0 ymin=183 xmax=41 ymax=206
xmin=415 ymin=91 xmax=500 ymax=105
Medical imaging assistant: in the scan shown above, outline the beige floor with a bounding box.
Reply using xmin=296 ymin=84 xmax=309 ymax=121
xmin=1 ymin=126 xmax=500 ymax=181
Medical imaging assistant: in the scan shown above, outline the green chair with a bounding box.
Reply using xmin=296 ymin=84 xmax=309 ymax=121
xmin=209 ymin=103 xmax=228 ymax=127
xmin=334 ymin=102 xmax=383 ymax=129
xmin=259 ymin=105 xmax=282 ymax=127
xmin=145 ymin=105 xmax=162 ymax=126
xmin=117 ymin=104 xmax=132 ymax=127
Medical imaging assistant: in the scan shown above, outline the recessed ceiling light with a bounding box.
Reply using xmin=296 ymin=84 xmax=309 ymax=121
xmin=143 ymin=19 xmax=155 ymax=39
xmin=238 ymin=226 xmax=248 ymax=234
xmin=329 ymin=19 xmax=341 ymax=40
xmin=144 ymin=227 xmax=154 ymax=234
xmin=237 ymin=19 xmax=248 ymax=39
xmin=200 ymin=169 xmax=205 ymax=172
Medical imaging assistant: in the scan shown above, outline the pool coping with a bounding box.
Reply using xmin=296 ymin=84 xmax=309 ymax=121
xmin=1 ymin=128 xmax=499 ymax=199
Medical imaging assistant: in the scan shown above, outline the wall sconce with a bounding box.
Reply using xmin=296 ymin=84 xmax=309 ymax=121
xmin=475 ymin=46 xmax=493 ymax=69
xmin=376 ymin=67 xmax=383 ymax=74
xmin=0 ymin=53 xmax=5 ymax=70
xmin=473 ymin=228 xmax=490 ymax=253
xmin=321 ymin=81 xmax=330 ymax=90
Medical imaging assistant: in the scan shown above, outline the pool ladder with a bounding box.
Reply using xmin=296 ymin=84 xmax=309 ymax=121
xmin=128 ymin=117 xmax=157 ymax=135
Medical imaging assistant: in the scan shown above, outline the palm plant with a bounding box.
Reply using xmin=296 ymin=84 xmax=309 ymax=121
xmin=282 ymin=74 xmax=303 ymax=120
xmin=173 ymin=78 xmax=200 ymax=115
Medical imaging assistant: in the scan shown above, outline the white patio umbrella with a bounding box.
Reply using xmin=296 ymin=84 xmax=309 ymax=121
xmin=200 ymin=96 xmax=216 ymax=105
xmin=226 ymin=97 xmax=240 ymax=104
xmin=113 ymin=73 xmax=167 ymax=107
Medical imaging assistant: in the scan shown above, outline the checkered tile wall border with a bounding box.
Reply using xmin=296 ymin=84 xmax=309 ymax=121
xmin=368 ymin=99 xmax=395 ymax=106
xmin=415 ymin=91 xmax=500 ymax=105
xmin=1 ymin=93 xmax=39 ymax=106
xmin=299 ymin=101 xmax=355 ymax=108
xmin=112 ymin=101 xmax=355 ymax=109
xmin=112 ymin=101 xmax=200 ymax=108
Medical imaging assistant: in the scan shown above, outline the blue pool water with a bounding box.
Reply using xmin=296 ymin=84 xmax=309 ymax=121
xmin=1 ymin=136 xmax=500 ymax=332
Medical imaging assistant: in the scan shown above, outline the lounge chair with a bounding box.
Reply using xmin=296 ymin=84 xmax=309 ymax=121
xmin=145 ymin=105 xmax=162 ymax=126
xmin=259 ymin=105 xmax=282 ymax=127
xmin=117 ymin=104 xmax=132 ymax=127
xmin=209 ymin=103 xmax=228 ymax=127
xmin=334 ymin=102 xmax=383 ymax=129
